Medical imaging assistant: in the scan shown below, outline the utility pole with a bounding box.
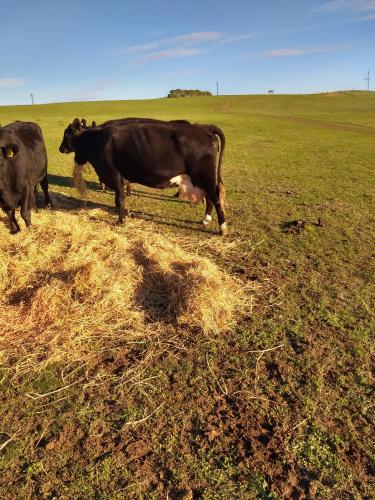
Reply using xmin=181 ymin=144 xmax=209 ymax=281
xmin=30 ymin=93 xmax=35 ymax=105
xmin=216 ymin=81 xmax=219 ymax=96
xmin=364 ymin=71 xmax=370 ymax=93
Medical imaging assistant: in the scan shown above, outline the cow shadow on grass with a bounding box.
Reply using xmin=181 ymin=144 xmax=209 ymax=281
xmin=36 ymin=191 xmax=215 ymax=235
xmin=42 ymin=191 xmax=109 ymax=212
xmin=130 ymin=188 xmax=185 ymax=203
xmin=48 ymin=174 xmax=102 ymax=192
xmin=7 ymin=268 xmax=82 ymax=305
xmin=48 ymin=175 xmax=186 ymax=201
xmin=129 ymin=209 xmax=215 ymax=234
xmin=131 ymin=242 xmax=195 ymax=324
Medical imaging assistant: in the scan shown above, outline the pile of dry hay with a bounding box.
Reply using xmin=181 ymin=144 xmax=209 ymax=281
xmin=0 ymin=208 xmax=246 ymax=380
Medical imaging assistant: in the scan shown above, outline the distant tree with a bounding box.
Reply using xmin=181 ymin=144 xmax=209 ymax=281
xmin=167 ymin=89 xmax=213 ymax=98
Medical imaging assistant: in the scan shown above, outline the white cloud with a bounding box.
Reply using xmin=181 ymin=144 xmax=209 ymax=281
xmin=313 ymin=0 xmax=375 ymax=13
xmin=169 ymin=31 xmax=225 ymax=45
xmin=265 ymin=48 xmax=307 ymax=58
xmin=0 ymin=78 xmax=24 ymax=88
xmin=220 ymin=33 xmax=258 ymax=44
xmin=112 ymin=31 xmax=257 ymax=62
xmin=141 ymin=48 xmax=203 ymax=62
xmin=117 ymin=31 xmax=224 ymax=55
xmin=264 ymin=44 xmax=350 ymax=58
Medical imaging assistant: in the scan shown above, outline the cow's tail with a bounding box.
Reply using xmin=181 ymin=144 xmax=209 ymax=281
xmin=73 ymin=161 xmax=87 ymax=196
xmin=209 ymin=124 xmax=226 ymax=207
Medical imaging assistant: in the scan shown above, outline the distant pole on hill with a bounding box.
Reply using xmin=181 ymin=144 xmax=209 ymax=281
xmin=364 ymin=71 xmax=370 ymax=93
xmin=30 ymin=93 xmax=35 ymax=105
xmin=216 ymin=82 xmax=219 ymax=96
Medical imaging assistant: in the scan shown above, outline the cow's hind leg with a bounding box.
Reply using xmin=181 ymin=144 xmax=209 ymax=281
xmin=202 ymin=198 xmax=213 ymax=226
xmin=206 ymin=182 xmax=226 ymax=236
xmin=114 ymin=181 xmax=126 ymax=225
xmin=40 ymin=175 xmax=52 ymax=208
xmin=6 ymin=209 xmax=20 ymax=234
xmin=197 ymin=154 xmax=227 ymax=235
xmin=216 ymin=181 xmax=227 ymax=235
xmin=33 ymin=185 xmax=39 ymax=212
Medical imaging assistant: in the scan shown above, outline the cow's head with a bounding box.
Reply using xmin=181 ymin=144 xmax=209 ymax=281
xmin=59 ymin=118 xmax=84 ymax=154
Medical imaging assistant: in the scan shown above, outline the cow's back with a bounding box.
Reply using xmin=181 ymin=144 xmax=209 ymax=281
xmin=100 ymin=117 xmax=190 ymax=128
xmin=4 ymin=121 xmax=46 ymax=153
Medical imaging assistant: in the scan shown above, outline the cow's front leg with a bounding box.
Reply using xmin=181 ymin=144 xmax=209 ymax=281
xmin=6 ymin=209 xmax=20 ymax=234
xmin=114 ymin=185 xmax=126 ymax=225
xmin=20 ymin=191 xmax=32 ymax=228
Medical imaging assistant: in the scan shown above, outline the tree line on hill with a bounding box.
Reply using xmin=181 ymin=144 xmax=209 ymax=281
xmin=167 ymin=89 xmax=213 ymax=98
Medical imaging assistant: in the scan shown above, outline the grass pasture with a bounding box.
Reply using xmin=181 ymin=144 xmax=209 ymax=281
xmin=0 ymin=94 xmax=374 ymax=498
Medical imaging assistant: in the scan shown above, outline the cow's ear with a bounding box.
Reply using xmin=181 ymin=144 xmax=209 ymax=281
xmin=72 ymin=118 xmax=82 ymax=135
xmin=2 ymin=144 xmax=19 ymax=158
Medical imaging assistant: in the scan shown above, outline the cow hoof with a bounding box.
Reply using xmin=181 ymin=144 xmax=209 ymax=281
xmin=219 ymin=222 xmax=228 ymax=236
xmin=202 ymin=214 xmax=212 ymax=226
xmin=115 ymin=220 xmax=125 ymax=226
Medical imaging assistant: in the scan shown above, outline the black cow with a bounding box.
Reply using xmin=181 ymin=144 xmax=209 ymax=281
xmin=59 ymin=118 xmax=227 ymax=235
xmin=83 ymin=117 xmax=191 ymax=195
xmin=0 ymin=121 xmax=52 ymax=233
xmin=71 ymin=116 xmax=225 ymax=212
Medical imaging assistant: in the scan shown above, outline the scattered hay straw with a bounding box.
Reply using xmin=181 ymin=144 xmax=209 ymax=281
xmin=0 ymin=208 xmax=249 ymax=386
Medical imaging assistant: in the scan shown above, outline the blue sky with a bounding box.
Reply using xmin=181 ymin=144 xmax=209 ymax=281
xmin=0 ymin=0 xmax=374 ymax=105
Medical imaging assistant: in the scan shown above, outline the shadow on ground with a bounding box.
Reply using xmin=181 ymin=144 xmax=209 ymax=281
xmin=48 ymin=174 xmax=101 ymax=191
xmin=34 ymin=191 xmax=214 ymax=235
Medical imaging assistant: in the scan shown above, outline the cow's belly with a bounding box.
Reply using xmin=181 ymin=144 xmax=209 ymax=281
xmin=170 ymin=174 xmax=205 ymax=205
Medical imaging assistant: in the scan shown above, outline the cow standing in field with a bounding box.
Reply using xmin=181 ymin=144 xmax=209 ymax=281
xmin=59 ymin=118 xmax=227 ymax=235
xmin=70 ymin=116 xmax=225 ymax=215
xmin=81 ymin=117 xmax=192 ymax=196
xmin=0 ymin=121 xmax=52 ymax=233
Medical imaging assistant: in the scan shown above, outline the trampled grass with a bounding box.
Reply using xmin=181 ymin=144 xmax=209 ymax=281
xmin=0 ymin=94 xmax=374 ymax=498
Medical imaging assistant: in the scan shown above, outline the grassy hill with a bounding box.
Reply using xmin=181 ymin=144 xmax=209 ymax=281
xmin=0 ymin=94 xmax=374 ymax=498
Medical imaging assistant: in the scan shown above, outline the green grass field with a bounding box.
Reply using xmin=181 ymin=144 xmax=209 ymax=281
xmin=1 ymin=94 xmax=374 ymax=498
